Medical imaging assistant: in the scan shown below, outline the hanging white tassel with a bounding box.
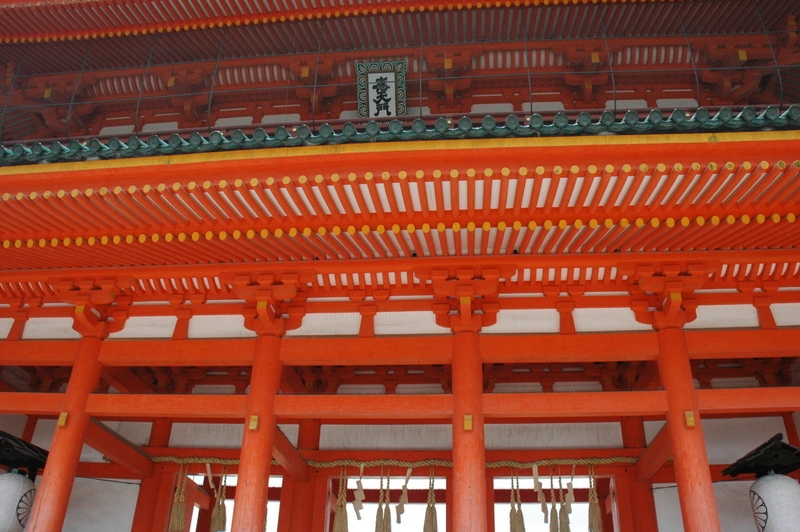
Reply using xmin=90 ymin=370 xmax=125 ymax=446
xmin=588 ymin=466 xmax=603 ymax=532
xmin=395 ymin=468 xmax=412 ymax=524
xmin=332 ymin=467 xmax=349 ymax=532
xmin=565 ymin=465 xmax=575 ymax=513
xmin=533 ymin=464 xmax=548 ymax=523
xmin=422 ymin=468 xmax=438 ymax=532
xmin=353 ymin=464 xmax=365 ymax=520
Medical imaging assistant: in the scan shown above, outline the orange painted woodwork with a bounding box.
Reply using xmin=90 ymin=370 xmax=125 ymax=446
xmin=131 ymin=420 xmax=172 ymax=532
xmin=231 ymin=334 xmax=283 ymax=532
xmin=84 ymin=418 xmax=155 ymax=478
xmin=451 ymin=331 xmax=488 ymax=532
xmin=657 ymin=327 xmax=722 ymax=532
xmin=635 ymin=425 xmax=672 ymax=482
xmin=27 ymin=336 xmax=105 ymax=532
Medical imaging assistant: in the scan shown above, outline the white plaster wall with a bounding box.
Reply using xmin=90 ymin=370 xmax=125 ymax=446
xmin=0 ymin=414 xmax=28 ymax=437
xmin=63 ymin=477 xmax=139 ymax=532
xmin=650 ymin=416 xmax=789 ymax=531
xmin=654 ymin=481 xmax=755 ymax=532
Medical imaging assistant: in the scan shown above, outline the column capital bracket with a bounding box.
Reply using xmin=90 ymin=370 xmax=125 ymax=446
xmin=620 ymin=262 xmax=716 ymax=330
xmin=417 ymin=267 xmax=510 ymax=333
xmin=51 ymin=277 xmax=133 ymax=338
xmin=227 ymin=271 xmax=314 ymax=336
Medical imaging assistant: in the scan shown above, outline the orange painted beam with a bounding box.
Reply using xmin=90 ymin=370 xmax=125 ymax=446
xmin=272 ymin=427 xmax=308 ymax=482
xmin=84 ymin=418 xmax=155 ymax=479
xmin=273 ymin=394 xmax=454 ymax=420
xmin=8 ymin=328 xmax=797 ymax=369
xmin=0 ymin=340 xmax=77 ymax=366
xmin=686 ymin=329 xmax=800 ymax=360
xmin=85 ymin=394 xmax=248 ymax=420
xmin=697 ymin=387 xmax=800 ymax=415
xmin=481 ymin=333 xmax=658 ymax=363
xmin=3 ymin=386 xmax=800 ymax=421
xmin=100 ymin=339 xmax=256 ymax=366
xmin=102 ymin=367 xmax=156 ymax=393
xmin=281 ymin=336 xmax=453 ymax=365
xmin=482 ymin=391 xmax=669 ymax=418
xmin=0 ymin=392 xmax=62 ymax=415
xmin=635 ymin=424 xmax=672 ymax=482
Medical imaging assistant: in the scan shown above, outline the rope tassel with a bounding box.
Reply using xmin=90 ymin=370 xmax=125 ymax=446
xmin=423 ymin=468 xmax=437 ymax=532
xmin=169 ymin=464 xmax=189 ymax=531
xmin=549 ymin=471 xmax=558 ymax=532
xmin=558 ymin=469 xmax=570 ymax=532
xmin=510 ymin=471 xmax=526 ymax=532
xmin=333 ymin=467 xmax=349 ymax=532
xmin=207 ymin=464 xmax=227 ymax=532
xmin=588 ymin=466 xmax=603 ymax=532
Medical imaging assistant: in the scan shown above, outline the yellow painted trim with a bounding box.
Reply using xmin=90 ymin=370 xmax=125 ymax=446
xmin=2 ymin=130 xmax=800 ymax=178
xmin=1 ymin=213 xmax=792 ymax=252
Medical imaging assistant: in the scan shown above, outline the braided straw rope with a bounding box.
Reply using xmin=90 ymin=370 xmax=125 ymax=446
xmin=151 ymin=456 xmax=638 ymax=468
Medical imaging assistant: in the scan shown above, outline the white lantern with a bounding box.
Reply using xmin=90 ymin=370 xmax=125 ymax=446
xmin=0 ymin=472 xmax=35 ymax=532
xmin=750 ymin=473 xmax=800 ymax=532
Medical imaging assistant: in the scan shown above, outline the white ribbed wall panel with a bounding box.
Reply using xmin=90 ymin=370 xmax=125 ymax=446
xmin=285 ymin=312 xmax=361 ymax=337
xmin=169 ymin=423 xmax=244 ymax=448
xmin=482 ymin=309 xmax=560 ymax=334
xmin=710 ymin=377 xmax=760 ymax=388
xmin=395 ymin=383 xmax=445 ymax=394
xmin=492 ymin=382 xmax=544 ymax=393
xmin=684 ymin=304 xmax=759 ymax=329
xmin=22 ymin=317 xmax=81 ymax=339
xmin=192 ymin=384 xmax=237 ymax=395
xmin=552 ymin=381 xmax=603 ymax=392
xmin=337 ymin=384 xmax=386 ymax=395
xmin=773 ymin=303 xmax=800 ymax=327
xmin=573 ymin=308 xmax=652 ymax=332
xmin=109 ymin=316 xmax=178 ymax=339
xmin=0 ymin=318 xmax=13 ymax=339
xmin=320 ymin=424 xmax=451 ymax=450
xmin=374 ymin=311 xmax=446 ymax=335
xmin=187 ymin=315 xmax=255 ymax=338
xmin=485 ymin=422 xmax=623 ymax=450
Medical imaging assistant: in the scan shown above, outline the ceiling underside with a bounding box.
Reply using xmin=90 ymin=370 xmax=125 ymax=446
xmin=1 ymin=0 xmax=798 ymax=141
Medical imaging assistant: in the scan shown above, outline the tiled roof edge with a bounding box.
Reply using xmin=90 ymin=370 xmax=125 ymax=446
xmin=2 ymin=106 xmax=799 ymax=166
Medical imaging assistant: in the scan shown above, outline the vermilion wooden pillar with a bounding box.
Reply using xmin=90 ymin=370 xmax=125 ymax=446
xmin=656 ymin=326 xmax=721 ymax=532
xmin=27 ymin=332 xmax=106 ymax=532
xmin=620 ymin=418 xmax=658 ymax=531
xmin=609 ymin=474 xmax=635 ymax=532
xmin=231 ymin=333 xmax=284 ymax=532
xmin=451 ymin=330 xmax=488 ymax=532
xmin=310 ymin=475 xmax=332 ymax=532
xmin=131 ymin=419 xmax=173 ymax=532
xmin=278 ymin=420 xmax=320 ymax=532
